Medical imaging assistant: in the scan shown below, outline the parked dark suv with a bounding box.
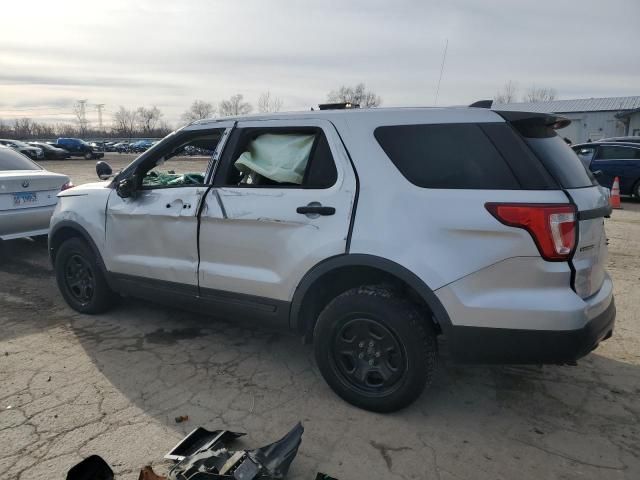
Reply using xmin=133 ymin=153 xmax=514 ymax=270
xmin=573 ymin=142 xmax=640 ymax=198
xmin=54 ymin=138 xmax=104 ymax=160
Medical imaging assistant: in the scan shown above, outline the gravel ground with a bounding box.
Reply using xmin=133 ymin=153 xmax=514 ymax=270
xmin=1 ymin=162 xmax=639 ymax=479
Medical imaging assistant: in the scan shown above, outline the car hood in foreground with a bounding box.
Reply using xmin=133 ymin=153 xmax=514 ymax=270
xmin=57 ymin=181 xmax=110 ymax=197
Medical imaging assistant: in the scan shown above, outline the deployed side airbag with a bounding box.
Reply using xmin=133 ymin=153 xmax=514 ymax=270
xmin=234 ymin=134 xmax=315 ymax=185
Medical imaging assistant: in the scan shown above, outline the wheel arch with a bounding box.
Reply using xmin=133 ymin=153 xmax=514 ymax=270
xmin=49 ymin=221 xmax=108 ymax=276
xmin=290 ymin=254 xmax=452 ymax=342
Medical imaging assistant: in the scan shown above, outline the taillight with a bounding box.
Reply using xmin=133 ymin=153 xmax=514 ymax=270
xmin=61 ymin=181 xmax=74 ymax=191
xmin=485 ymin=203 xmax=577 ymax=261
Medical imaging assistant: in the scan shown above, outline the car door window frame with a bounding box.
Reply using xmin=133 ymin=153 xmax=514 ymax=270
xmin=212 ymin=122 xmax=340 ymax=190
xmin=130 ymin=126 xmax=233 ymax=191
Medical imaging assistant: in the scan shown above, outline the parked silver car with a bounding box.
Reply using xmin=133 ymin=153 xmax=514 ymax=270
xmin=0 ymin=146 xmax=72 ymax=240
xmin=48 ymin=106 xmax=615 ymax=412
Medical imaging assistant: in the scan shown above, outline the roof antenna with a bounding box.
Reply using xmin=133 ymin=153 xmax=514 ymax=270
xmin=434 ymin=38 xmax=448 ymax=106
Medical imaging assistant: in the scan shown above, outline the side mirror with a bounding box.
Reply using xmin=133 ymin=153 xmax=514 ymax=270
xmin=96 ymin=161 xmax=113 ymax=180
xmin=592 ymin=170 xmax=604 ymax=179
xmin=115 ymin=175 xmax=138 ymax=199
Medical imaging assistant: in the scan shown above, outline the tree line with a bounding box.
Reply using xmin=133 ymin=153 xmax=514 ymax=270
xmin=494 ymin=81 xmax=557 ymax=104
xmin=0 ymin=81 xmax=561 ymax=140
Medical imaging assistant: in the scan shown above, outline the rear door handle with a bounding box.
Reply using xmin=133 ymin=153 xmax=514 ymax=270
xmin=296 ymin=204 xmax=335 ymax=216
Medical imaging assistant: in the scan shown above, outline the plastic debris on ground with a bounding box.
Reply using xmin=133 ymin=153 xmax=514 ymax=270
xmin=174 ymin=415 xmax=189 ymax=424
xmin=168 ymin=422 xmax=304 ymax=479
xmin=66 ymin=422 xmax=340 ymax=479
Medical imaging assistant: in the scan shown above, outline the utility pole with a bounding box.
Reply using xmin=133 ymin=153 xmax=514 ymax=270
xmin=75 ymin=99 xmax=88 ymax=133
xmin=95 ymin=104 xmax=105 ymax=130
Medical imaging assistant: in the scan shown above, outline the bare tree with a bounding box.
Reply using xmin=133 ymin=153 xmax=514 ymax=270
xmin=219 ymin=94 xmax=253 ymax=117
xmin=523 ymin=86 xmax=557 ymax=102
xmin=257 ymin=91 xmax=284 ymax=113
xmin=136 ymin=106 xmax=163 ymax=134
xmin=181 ymin=100 xmax=215 ymax=122
xmin=112 ymin=106 xmax=139 ymax=138
xmin=494 ymin=81 xmax=518 ymax=104
xmin=327 ymin=83 xmax=381 ymax=108
xmin=12 ymin=118 xmax=33 ymax=138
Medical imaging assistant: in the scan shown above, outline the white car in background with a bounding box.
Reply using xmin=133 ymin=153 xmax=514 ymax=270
xmin=0 ymin=146 xmax=72 ymax=240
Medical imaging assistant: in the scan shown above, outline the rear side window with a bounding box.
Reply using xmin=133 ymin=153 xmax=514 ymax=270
xmin=0 ymin=148 xmax=40 ymax=171
xmin=222 ymin=128 xmax=337 ymax=188
xmin=595 ymin=145 xmax=640 ymax=160
xmin=374 ymin=123 xmax=519 ymax=189
xmin=525 ymin=136 xmax=595 ymax=188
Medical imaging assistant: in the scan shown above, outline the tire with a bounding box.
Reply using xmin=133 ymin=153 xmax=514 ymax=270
xmin=84 ymin=152 xmax=92 ymax=160
xmin=633 ymin=180 xmax=640 ymax=201
xmin=54 ymin=237 xmax=115 ymax=314
xmin=313 ymin=286 xmax=437 ymax=412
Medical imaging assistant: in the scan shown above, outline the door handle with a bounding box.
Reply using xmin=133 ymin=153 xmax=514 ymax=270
xmin=296 ymin=204 xmax=335 ymax=216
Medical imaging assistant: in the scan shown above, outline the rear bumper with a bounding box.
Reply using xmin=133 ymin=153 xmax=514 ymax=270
xmin=0 ymin=204 xmax=56 ymax=240
xmin=446 ymin=297 xmax=615 ymax=363
xmin=435 ymin=256 xmax=615 ymax=364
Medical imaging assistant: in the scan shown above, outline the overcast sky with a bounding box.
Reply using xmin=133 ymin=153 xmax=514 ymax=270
xmin=1 ymin=0 xmax=638 ymax=126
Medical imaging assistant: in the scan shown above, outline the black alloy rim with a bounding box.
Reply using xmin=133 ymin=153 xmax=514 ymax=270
xmin=64 ymin=254 xmax=95 ymax=303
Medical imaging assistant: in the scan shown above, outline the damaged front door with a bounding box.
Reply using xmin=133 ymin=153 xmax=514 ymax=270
xmin=104 ymin=123 xmax=234 ymax=292
xmin=197 ymin=119 xmax=357 ymax=322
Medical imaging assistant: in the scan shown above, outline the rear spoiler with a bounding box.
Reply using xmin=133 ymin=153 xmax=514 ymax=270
xmin=494 ymin=111 xmax=571 ymax=138
xmin=495 ymin=111 xmax=571 ymax=129
xmin=468 ymin=101 xmax=571 ymax=132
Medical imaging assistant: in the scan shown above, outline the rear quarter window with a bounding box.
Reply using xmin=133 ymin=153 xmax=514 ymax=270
xmin=374 ymin=123 xmax=520 ymax=189
xmin=525 ymin=136 xmax=595 ymax=188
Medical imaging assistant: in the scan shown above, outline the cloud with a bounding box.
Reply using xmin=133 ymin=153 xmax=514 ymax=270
xmin=0 ymin=0 xmax=638 ymax=124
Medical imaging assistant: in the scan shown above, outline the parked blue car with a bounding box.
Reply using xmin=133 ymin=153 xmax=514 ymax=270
xmin=54 ymin=138 xmax=104 ymax=159
xmin=573 ymin=142 xmax=640 ymax=198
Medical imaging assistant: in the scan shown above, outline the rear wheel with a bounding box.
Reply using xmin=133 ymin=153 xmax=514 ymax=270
xmin=633 ymin=180 xmax=640 ymax=200
xmin=313 ymin=286 xmax=437 ymax=412
xmin=54 ymin=237 xmax=115 ymax=313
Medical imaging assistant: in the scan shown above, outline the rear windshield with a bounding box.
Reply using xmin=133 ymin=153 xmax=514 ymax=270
xmin=374 ymin=123 xmax=520 ymax=189
xmin=0 ymin=148 xmax=41 ymax=171
xmin=525 ymin=135 xmax=595 ymax=188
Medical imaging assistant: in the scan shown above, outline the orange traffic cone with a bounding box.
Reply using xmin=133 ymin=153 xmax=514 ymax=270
xmin=610 ymin=176 xmax=622 ymax=209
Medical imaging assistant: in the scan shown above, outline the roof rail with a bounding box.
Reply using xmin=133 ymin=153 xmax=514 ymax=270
xmin=469 ymin=100 xmax=493 ymax=108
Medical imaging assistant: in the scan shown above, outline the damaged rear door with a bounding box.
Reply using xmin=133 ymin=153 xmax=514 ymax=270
xmin=197 ymin=118 xmax=357 ymax=322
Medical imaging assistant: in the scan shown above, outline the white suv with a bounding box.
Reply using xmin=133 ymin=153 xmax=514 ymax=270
xmin=49 ymin=106 xmax=615 ymax=412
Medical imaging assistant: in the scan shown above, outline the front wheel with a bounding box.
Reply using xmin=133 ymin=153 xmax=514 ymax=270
xmin=313 ymin=286 xmax=437 ymax=412
xmin=54 ymin=237 xmax=115 ymax=314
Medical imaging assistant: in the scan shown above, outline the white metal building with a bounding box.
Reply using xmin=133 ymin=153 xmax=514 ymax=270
xmin=493 ymin=96 xmax=640 ymax=143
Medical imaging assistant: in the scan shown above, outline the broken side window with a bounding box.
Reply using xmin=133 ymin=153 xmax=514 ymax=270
xmin=224 ymin=129 xmax=338 ymax=188
xmin=141 ymin=132 xmax=223 ymax=188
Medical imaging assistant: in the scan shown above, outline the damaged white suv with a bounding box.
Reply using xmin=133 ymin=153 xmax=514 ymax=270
xmin=49 ymin=106 xmax=615 ymax=412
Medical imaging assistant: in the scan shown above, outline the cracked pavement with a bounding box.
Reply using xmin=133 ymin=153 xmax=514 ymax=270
xmin=1 ymin=179 xmax=639 ymax=478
